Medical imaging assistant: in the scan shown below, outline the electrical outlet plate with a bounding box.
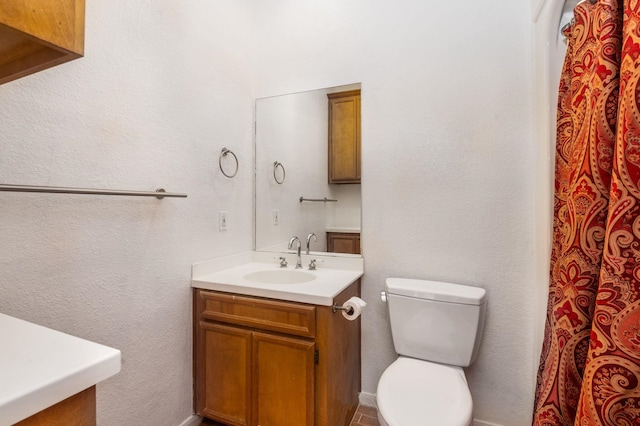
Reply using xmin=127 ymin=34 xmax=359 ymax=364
xmin=219 ymin=211 xmax=228 ymax=231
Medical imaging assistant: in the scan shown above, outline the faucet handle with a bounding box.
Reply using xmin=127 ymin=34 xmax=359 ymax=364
xmin=308 ymin=259 xmax=317 ymax=270
xmin=278 ymin=256 xmax=288 ymax=268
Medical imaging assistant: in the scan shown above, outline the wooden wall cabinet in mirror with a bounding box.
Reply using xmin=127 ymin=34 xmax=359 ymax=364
xmin=328 ymin=90 xmax=361 ymax=184
xmin=327 ymin=231 xmax=361 ymax=254
xmin=0 ymin=0 xmax=85 ymax=85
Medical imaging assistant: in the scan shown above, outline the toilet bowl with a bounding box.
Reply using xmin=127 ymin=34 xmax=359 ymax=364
xmin=376 ymin=278 xmax=487 ymax=426
xmin=376 ymin=357 xmax=472 ymax=426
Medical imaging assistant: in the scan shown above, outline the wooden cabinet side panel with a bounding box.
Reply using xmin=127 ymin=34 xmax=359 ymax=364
xmin=252 ymin=332 xmax=315 ymax=426
xmin=0 ymin=0 xmax=85 ymax=53
xmin=315 ymin=281 xmax=361 ymax=426
xmin=15 ymin=386 xmax=96 ymax=426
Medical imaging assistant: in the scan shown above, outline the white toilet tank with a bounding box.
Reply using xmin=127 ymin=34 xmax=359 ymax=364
xmin=385 ymin=278 xmax=487 ymax=367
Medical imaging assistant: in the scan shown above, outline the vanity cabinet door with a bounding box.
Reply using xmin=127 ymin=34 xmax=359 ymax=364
xmin=328 ymin=90 xmax=361 ymax=184
xmin=252 ymin=332 xmax=315 ymax=426
xmin=198 ymin=322 xmax=252 ymax=426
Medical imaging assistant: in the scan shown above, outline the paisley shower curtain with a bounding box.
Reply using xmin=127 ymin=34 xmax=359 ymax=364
xmin=533 ymin=0 xmax=640 ymax=424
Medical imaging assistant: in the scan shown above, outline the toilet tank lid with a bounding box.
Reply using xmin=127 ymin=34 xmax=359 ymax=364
xmin=385 ymin=278 xmax=487 ymax=305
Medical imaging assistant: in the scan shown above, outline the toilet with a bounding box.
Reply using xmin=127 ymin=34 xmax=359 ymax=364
xmin=376 ymin=278 xmax=487 ymax=426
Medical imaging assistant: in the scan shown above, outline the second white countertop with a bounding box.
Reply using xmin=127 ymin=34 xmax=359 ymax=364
xmin=0 ymin=314 xmax=121 ymax=425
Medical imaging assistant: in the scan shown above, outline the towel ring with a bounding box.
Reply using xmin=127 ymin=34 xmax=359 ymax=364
xmin=273 ymin=161 xmax=286 ymax=184
xmin=219 ymin=148 xmax=238 ymax=178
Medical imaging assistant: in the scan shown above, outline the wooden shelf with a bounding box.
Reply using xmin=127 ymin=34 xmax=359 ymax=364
xmin=0 ymin=0 xmax=85 ymax=85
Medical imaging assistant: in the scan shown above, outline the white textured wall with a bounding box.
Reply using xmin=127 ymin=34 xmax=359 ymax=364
xmin=0 ymin=1 xmax=537 ymax=425
xmin=0 ymin=1 xmax=254 ymax=424
xmin=251 ymin=1 xmax=536 ymax=425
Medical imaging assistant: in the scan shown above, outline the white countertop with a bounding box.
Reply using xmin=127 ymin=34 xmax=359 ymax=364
xmin=192 ymin=251 xmax=364 ymax=306
xmin=325 ymin=227 xmax=361 ymax=234
xmin=0 ymin=313 xmax=121 ymax=425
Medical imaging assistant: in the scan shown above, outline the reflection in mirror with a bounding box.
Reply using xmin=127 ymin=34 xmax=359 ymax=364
xmin=255 ymin=83 xmax=362 ymax=256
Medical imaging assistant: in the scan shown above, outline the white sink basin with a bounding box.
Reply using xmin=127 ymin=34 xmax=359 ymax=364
xmin=244 ymin=269 xmax=316 ymax=284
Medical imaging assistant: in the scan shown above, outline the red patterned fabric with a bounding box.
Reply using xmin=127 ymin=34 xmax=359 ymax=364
xmin=533 ymin=0 xmax=640 ymax=424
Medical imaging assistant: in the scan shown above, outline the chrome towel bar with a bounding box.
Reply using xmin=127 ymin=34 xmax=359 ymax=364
xmin=0 ymin=184 xmax=187 ymax=199
xmin=299 ymin=196 xmax=337 ymax=203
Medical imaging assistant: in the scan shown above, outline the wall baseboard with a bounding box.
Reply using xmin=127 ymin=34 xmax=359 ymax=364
xmin=359 ymin=392 xmax=503 ymax=426
xmin=473 ymin=420 xmax=504 ymax=426
xmin=178 ymin=414 xmax=201 ymax=426
xmin=173 ymin=400 xmax=506 ymax=426
xmin=358 ymin=391 xmax=377 ymax=408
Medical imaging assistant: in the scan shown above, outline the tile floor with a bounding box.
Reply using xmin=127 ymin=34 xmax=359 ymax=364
xmin=199 ymin=404 xmax=380 ymax=426
xmin=349 ymin=404 xmax=380 ymax=426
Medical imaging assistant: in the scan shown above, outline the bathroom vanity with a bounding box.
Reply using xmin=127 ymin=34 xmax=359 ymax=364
xmin=191 ymin=252 xmax=363 ymax=426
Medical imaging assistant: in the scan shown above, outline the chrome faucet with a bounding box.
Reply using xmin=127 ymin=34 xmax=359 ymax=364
xmin=306 ymin=233 xmax=317 ymax=254
xmin=288 ymin=236 xmax=303 ymax=269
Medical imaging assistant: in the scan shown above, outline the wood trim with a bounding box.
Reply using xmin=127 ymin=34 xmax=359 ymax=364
xmin=193 ymin=289 xmax=202 ymax=415
xmin=327 ymin=89 xmax=361 ymax=99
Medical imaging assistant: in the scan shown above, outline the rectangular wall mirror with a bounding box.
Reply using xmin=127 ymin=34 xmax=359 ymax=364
xmin=254 ymin=83 xmax=362 ymax=256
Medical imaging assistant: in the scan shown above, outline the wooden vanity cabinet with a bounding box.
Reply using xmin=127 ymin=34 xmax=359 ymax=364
xmin=0 ymin=0 xmax=85 ymax=85
xmin=328 ymin=90 xmax=361 ymax=184
xmin=327 ymin=232 xmax=361 ymax=255
xmin=194 ymin=282 xmax=361 ymax=426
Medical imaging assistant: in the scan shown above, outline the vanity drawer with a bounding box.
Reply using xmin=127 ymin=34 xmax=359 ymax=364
xmin=197 ymin=290 xmax=316 ymax=338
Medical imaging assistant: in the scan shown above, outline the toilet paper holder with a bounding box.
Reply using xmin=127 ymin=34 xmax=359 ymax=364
xmin=332 ymin=303 xmax=354 ymax=315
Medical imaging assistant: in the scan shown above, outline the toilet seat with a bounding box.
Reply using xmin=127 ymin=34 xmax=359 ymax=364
xmin=376 ymin=356 xmax=473 ymax=426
